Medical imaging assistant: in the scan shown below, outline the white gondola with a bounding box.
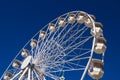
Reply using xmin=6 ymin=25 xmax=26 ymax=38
xmin=60 ymin=76 xmax=65 ymax=80
xmin=94 ymin=37 xmax=106 ymax=54
xmin=30 ymin=39 xmax=38 ymax=48
xmin=39 ymin=31 xmax=46 ymax=39
xmin=58 ymin=18 xmax=66 ymax=27
xmin=91 ymin=22 xmax=103 ymax=37
xmin=68 ymin=13 xmax=76 ymax=24
xmin=84 ymin=17 xmax=92 ymax=28
xmin=49 ymin=23 xmax=56 ymax=32
xmin=12 ymin=60 xmax=21 ymax=69
xmin=85 ymin=17 xmax=92 ymax=28
xmin=21 ymin=49 xmax=29 ymax=58
xmin=84 ymin=14 xmax=96 ymax=28
xmin=88 ymin=59 xmax=104 ymax=79
xmin=90 ymin=14 xmax=96 ymax=21
xmin=4 ymin=71 xmax=12 ymax=80
xmin=77 ymin=11 xmax=87 ymax=24
xmin=85 ymin=14 xmax=96 ymax=28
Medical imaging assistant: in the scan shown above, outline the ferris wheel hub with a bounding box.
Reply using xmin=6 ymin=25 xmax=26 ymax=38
xmin=21 ymin=56 xmax=32 ymax=69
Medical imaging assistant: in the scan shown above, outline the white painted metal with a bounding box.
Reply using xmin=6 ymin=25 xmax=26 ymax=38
xmin=10 ymin=70 xmax=23 ymax=80
xmin=28 ymin=68 xmax=31 ymax=80
xmin=21 ymin=56 xmax=32 ymax=69
xmin=19 ymin=67 xmax=29 ymax=80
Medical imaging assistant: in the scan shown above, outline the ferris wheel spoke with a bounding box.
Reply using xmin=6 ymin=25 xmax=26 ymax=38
xmin=62 ymin=36 xmax=93 ymax=53
xmin=18 ymin=67 xmax=29 ymax=80
xmin=48 ymin=68 xmax=85 ymax=73
xmin=65 ymin=61 xmax=86 ymax=68
xmin=32 ymin=70 xmax=34 ymax=80
xmin=47 ymin=49 xmax=65 ymax=62
xmin=33 ymin=69 xmax=41 ymax=80
xmin=28 ymin=68 xmax=31 ymax=80
xmin=41 ymin=41 xmax=64 ymax=60
xmin=10 ymin=70 xmax=23 ymax=80
xmin=31 ymin=48 xmax=34 ymax=61
xmin=45 ymin=72 xmax=60 ymax=80
xmin=46 ymin=61 xmax=85 ymax=73
xmin=64 ymin=56 xmax=90 ymax=64
xmin=73 ymin=50 xmax=90 ymax=57
xmin=48 ymin=64 xmax=68 ymax=71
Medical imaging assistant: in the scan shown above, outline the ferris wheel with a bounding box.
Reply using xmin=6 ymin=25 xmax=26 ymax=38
xmin=0 ymin=11 xmax=107 ymax=80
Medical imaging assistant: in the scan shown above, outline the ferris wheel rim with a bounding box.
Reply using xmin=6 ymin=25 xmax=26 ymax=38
xmin=80 ymin=12 xmax=96 ymax=80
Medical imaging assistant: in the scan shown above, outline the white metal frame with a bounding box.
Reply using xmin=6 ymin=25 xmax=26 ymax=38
xmin=0 ymin=11 xmax=97 ymax=80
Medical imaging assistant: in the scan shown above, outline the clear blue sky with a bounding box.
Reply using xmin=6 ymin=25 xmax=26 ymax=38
xmin=0 ymin=0 xmax=119 ymax=80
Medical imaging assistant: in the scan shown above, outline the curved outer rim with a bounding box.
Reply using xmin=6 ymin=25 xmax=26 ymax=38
xmin=0 ymin=11 xmax=96 ymax=80
xmin=80 ymin=12 xmax=96 ymax=80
